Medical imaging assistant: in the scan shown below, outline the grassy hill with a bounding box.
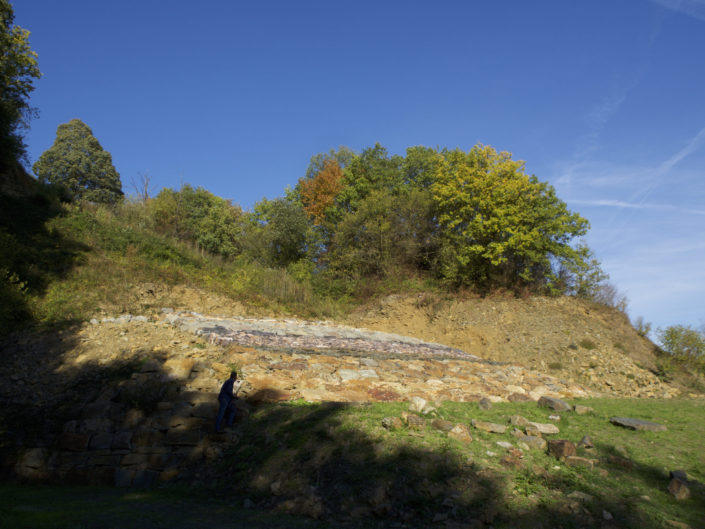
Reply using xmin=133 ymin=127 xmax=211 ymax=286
xmin=1 ymin=185 xmax=703 ymax=529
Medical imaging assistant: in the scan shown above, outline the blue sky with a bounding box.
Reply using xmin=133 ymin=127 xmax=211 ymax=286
xmin=15 ymin=0 xmax=705 ymax=332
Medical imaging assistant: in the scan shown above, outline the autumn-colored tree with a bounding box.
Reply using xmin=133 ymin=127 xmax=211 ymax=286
xmin=432 ymin=145 xmax=589 ymax=290
xmin=298 ymin=159 xmax=343 ymax=225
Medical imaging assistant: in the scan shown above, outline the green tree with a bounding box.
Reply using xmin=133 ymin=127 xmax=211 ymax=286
xmin=249 ymin=197 xmax=311 ymax=267
xmin=0 ymin=0 xmax=41 ymax=169
xmin=33 ymin=119 xmax=123 ymax=203
xmin=657 ymin=324 xmax=705 ymax=365
xmin=432 ymin=145 xmax=589 ymax=291
xmin=149 ymin=184 xmax=244 ymax=258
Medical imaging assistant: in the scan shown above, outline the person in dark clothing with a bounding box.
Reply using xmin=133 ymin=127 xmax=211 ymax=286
xmin=215 ymin=371 xmax=240 ymax=432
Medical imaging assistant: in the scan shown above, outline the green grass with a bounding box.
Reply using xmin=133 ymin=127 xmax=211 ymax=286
xmin=0 ymin=485 xmax=325 ymax=529
xmin=3 ymin=398 xmax=703 ymax=528
xmin=218 ymin=398 xmax=705 ymax=528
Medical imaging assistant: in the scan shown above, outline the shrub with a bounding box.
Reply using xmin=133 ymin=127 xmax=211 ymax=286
xmin=657 ymin=324 xmax=705 ymax=368
xmin=579 ymin=339 xmax=597 ymax=350
xmin=633 ymin=316 xmax=652 ymax=338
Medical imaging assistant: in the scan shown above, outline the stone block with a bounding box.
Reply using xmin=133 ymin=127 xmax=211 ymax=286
xmin=123 ymin=409 xmax=145 ymax=429
xmin=537 ymin=396 xmax=571 ymax=412
xmin=668 ymin=478 xmax=691 ymax=500
xmin=509 ymin=415 xmax=529 ymax=426
xmin=111 ymin=431 xmax=133 ymax=450
xmin=168 ymin=416 xmax=204 ymax=430
xmin=431 ymin=419 xmax=454 ymax=432
xmin=574 ymin=405 xmax=594 ymax=415
xmin=404 ymin=414 xmax=426 ymax=430
xmin=58 ymin=432 xmax=90 ymax=452
xmin=89 ymin=432 xmax=114 ymax=450
xmin=609 ymin=417 xmax=667 ymax=432
xmin=121 ymin=453 xmax=148 ymax=466
xmin=132 ymin=428 xmax=165 ymax=447
xmin=115 ymin=467 xmax=134 ymax=487
xmin=471 ymin=420 xmax=506 ymax=434
xmin=166 ymin=428 xmax=202 ymax=446
xmin=163 ymin=358 xmax=195 ymax=380
xmin=448 ymin=424 xmax=472 ymax=443
xmin=526 ymin=422 xmax=560 ymax=435
xmin=508 ymin=392 xmax=532 ymax=402
xmin=547 ymin=440 xmax=577 ymax=460
xmin=382 ymin=417 xmax=404 ymax=430
xmin=56 ymin=451 xmax=87 ymax=469
xmin=517 ymin=435 xmax=547 ymax=451
xmin=565 ymin=456 xmax=596 ymax=470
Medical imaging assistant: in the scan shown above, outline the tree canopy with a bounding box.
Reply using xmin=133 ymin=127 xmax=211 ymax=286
xmin=432 ymin=145 xmax=589 ymax=290
xmin=0 ymin=0 xmax=41 ymax=169
xmin=33 ymin=119 xmax=123 ymax=204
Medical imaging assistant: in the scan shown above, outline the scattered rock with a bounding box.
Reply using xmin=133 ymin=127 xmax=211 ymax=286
xmin=567 ymin=491 xmax=593 ymax=502
xmin=578 ymin=435 xmax=593 ymax=449
xmin=525 ymin=422 xmax=560 ymax=435
xmin=609 ymin=417 xmax=667 ymax=432
xmin=548 ymin=414 xmax=560 ymax=421
xmin=471 ymin=419 xmax=506 ymax=434
xmin=564 ymin=456 xmax=596 ymax=470
xmin=431 ymin=419 xmax=454 ymax=432
xmin=408 ymin=396 xmax=427 ymax=413
xmin=606 ymin=455 xmax=633 ymax=470
xmin=508 ymin=392 xmax=533 ymax=402
xmin=668 ymin=478 xmax=691 ymax=500
xmin=547 ymin=440 xmax=577 ymax=460
xmin=603 ymin=510 xmax=613 ymax=521
xmin=405 ymin=414 xmax=426 ymax=430
xmin=448 ymin=424 xmax=472 ymax=443
xmin=381 ymin=417 xmax=404 ymax=430
xmin=478 ymin=397 xmax=492 ymax=410
xmin=509 ymin=415 xmax=529 ymax=426
xmin=496 ymin=441 xmax=513 ymax=449
xmin=538 ymin=396 xmax=571 ymax=412
xmin=574 ymin=405 xmax=594 ymax=415
xmin=517 ymin=435 xmax=547 ymax=451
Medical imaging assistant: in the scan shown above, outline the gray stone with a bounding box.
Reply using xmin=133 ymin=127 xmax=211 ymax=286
xmin=578 ymin=435 xmax=594 ymax=449
xmin=609 ymin=417 xmax=667 ymax=432
xmin=471 ymin=420 xmax=506 ymax=434
xmin=478 ymin=398 xmax=492 ymax=410
xmin=431 ymin=419 xmax=454 ymax=432
xmin=408 ymin=396 xmax=428 ymax=413
xmin=526 ymin=422 xmax=560 ymax=435
xmin=574 ymin=405 xmax=594 ymax=415
xmin=517 ymin=435 xmax=547 ymax=451
xmin=537 ymin=396 xmax=572 ymax=412
xmin=509 ymin=415 xmax=529 ymax=426
xmin=567 ymin=491 xmax=594 ymax=502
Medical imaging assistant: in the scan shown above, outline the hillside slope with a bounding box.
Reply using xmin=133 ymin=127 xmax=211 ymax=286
xmin=344 ymin=294 xmax=680 ymax=397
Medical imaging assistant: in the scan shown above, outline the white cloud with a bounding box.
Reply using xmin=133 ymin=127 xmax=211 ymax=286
xmin=569 ymin=199 xmax=705 ymax=216
xmin=649 ymin=0 xmax=705 ymax=22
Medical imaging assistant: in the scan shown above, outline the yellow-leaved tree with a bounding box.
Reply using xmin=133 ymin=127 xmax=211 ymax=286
xmin=432 ymin=145 xmax=589 ymax=292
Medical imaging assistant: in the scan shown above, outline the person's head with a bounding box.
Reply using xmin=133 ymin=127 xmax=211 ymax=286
xmin=230 ymin=371 xmax=237 ymax=380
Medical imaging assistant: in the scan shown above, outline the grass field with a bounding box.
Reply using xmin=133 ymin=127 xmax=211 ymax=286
xmin=2 ymin=398 xmax=703 ymax=529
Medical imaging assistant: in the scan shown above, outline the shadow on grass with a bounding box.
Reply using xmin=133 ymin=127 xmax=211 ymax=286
xmin=0 ymin=319 xmax=701 ymax=528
